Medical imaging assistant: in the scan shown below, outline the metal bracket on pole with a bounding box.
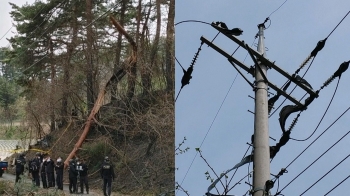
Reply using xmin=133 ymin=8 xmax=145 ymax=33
xmin=200 ymin=36 xmax=304 ymax=107
xmin=210 ymin=24 xmax=318 ymax=98
xmin=246 ymin=43 xmax=268 ymax=84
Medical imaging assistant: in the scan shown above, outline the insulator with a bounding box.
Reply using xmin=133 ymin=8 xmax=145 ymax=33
xmin=296 ymin=55 xmax=312 ymax=73
xmin=299 ymin=55 xmax=312 ymax=71
xmin=322 ymin=76 xmax=334 ymax=89
xmin=189 ymin=46 xmax=202 ymax=67
xmin=287 ymin=116 xmax=299 ymax=132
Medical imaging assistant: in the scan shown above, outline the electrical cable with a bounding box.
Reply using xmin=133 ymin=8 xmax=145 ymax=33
xmin=275 ymin=129 xmax=350 ymax=195
xmin=177 ymin=37 xmax=255 ymax=195
xmin=225 ymin=145 xmax=251 ymax=194
xmin=175 ymin=20 xmax=216 ymax=102
xmin=290 ymin=78 xmax=339 ymax=141
xmin=326 ymin=10 xmax=350 ymax=39
xmin=323 ymin=174 xmax=350 ymax=195
xmin=268 ymin=0 xmax=288 ymax=18
xmin=4 ymin=0 xmax=67 ymax=75
xmin=268 ymin=55 xmax=317 ymax=118
xmin=175 ymin=20 xmax=212 ymax=26
xmin=175 ymin=56 xmax=185 ymax=70
xmin=176 ymin=72 xmax=239 ymax=195
xmin=85 ymin=3 xmax=119 ymax=28
xmin=299 ymin=153 xmax=350 ymax=195
xmin=284 ymin=104 xmax=350 ymax=170
xmin=268 ymin=9 xmax=350 ymax=118
xmin=0 ymin=26 xmax=13 ymax=41
xmin=0 ymin=0 xmax=49 ymax=42
xmin=8 ymin=0 xmax=115 ymax=75
xmin=204 ymin=39 xmax=257 ymax=195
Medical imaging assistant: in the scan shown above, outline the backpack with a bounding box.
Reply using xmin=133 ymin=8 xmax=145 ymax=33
xmin=30 ymin=161 xmax=39 ymax=172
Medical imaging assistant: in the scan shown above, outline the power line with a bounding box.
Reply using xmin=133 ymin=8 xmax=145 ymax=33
xmin=284 ymin=104 xmax=350 ymax=170
xmin=0 ymin=26 xmax=14 ymax=41
xmin=275 ymin=129 xmax=350 ymax=195
xmin=323 ymin=174 xmax=350 ymax=195
xmin=175 ymin=20 xmax=212 ymax=26
xmin=268 ymin=9 xmax=350 ymax=118
xmin=299 ymin=153 xmax=350 ymax=195
xmin=199 ymin=39 xmax=257 ymax=196
xmin=326 ymin=10 xmax=350 ymax=38
xmin=85 ymin=2 xmax=119 ymax=28
xmin=176 ymin=37 xmax=253 ymax=195
xmin=268 ymin=0 xmax=288 ymax=18
xmin=225 ymin=145 xmax=251 ymax=194
xmin=176 ymin=70 xmax=240 ymax=195
xmin=0 ymin=0 xmax=49 ymax=43
xmin=290 ymin=78 xmax=340 ymax=141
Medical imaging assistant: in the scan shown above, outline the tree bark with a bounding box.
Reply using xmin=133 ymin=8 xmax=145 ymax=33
xmin=165 ymin=0 xmax=175 ymax=93
xmin=49 ymin=39 xmax=56 ymax=131
xmin=109 ymin=15 xmax=137 ymax=102
xmin=86 ymin=0 xmax=94 ymax=112
xmin=141 ymin=0 xmax=159 ymax=95
xmin=111 ymin=0 xmax=128 ymax=102
xmin=61 ymin=4 xmax=79 ymax=125
xmin=64 ymin=82 xmax=107 ymax=168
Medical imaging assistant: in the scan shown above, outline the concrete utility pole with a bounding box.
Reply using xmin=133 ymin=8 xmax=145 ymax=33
xmin=253 ymin=24 xmax=270 ymax=196
xmin=201 ymin=21 xmax=317 ymax=195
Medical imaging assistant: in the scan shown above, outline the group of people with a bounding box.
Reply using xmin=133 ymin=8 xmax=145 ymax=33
xmin=13 ymin=153 xmax=115 ymax=196
xmin=14 ymin=152 xmax=89 ymax=194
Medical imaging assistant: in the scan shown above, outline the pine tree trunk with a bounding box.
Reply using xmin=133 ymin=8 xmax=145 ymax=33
xmin=86 ymin=0 xmax=94 ymax=112
xmin=61 ymin=5 xmax=79 ymax=125
xmin=165 ymin=0 xmax=175 ymax=93
xmin=111 ymin=0 xmax=128 ymax=102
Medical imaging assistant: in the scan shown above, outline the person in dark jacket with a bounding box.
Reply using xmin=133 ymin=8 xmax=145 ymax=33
xmin=100 ymin=156 xmax=115 ymax=196
xmin=77 ymin=159 xmax=89 ymax=194
xmin=55 ymin=157 xmax=64 ymax=190
xmin=41 ymin=156 xmax=48 ymax=188
xmin=29 ymin=152 xmax=41 ymax=186
xmin=14 ymin=153 xmax=26 ymax=183
xmin=68 ymin=159 xmax=78 ymax=193
xmin=44 ymin=156 xmax=55 ymax=187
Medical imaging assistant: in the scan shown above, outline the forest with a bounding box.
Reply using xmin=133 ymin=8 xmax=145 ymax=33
xmin=0 ymin=0 xmax=174 ymax=195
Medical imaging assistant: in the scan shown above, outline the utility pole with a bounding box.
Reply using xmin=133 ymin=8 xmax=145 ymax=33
xmin=201 ymin=21 xmax=319 ymax=195
xmin=253 ymin=23 xmax=270 ymax=196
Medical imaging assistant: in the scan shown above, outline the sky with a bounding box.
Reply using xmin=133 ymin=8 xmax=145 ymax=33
xmin=0 ymin=0 xmax=36 ymax=48
xmin=176 ymin=1 xmax=350 ymax=196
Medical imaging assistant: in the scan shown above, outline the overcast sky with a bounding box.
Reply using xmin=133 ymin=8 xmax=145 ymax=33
xmin=0 ymin=0 xmax=36 ymax=48
xmin=176 ymin=1 xmax=350 ymax=196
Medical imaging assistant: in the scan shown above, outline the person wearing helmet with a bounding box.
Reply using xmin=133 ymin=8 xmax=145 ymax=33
xmin=55 ymin=157 xmax=64 ymax=190
xmin=68 ymin=158 xmax=78 ymax=193
xmin=100 ymin=156 xmax=115 ymax=196
xmin=14 ymin=153 xmax=26 ymax=183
